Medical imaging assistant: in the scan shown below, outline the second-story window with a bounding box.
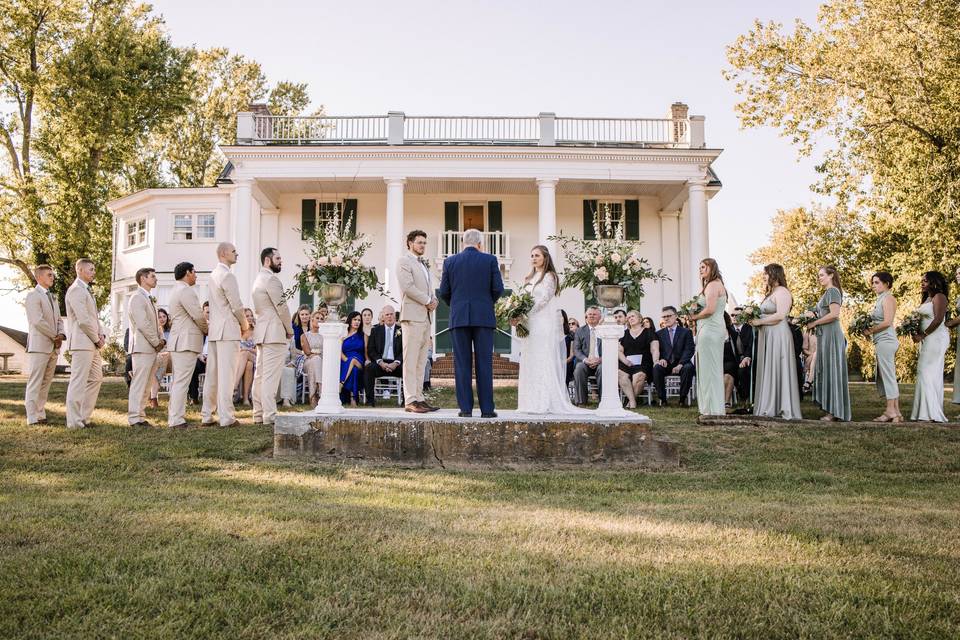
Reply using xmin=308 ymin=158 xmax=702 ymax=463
xmin=126 ymin=218 xmax=147 ymax=248
xmin=172 ymin=213 xmax=216 ymax=241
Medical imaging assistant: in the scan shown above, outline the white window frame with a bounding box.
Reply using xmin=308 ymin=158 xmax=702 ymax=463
xmin=126 ymin=218 xmax=147 ymax=249
xmin=169 ymin=210 xmax=218 ymax=243
xmin=317 ymin=201 xmax=341 ymax=229
xmin=594 ymin=200 xmax=625 ymax=240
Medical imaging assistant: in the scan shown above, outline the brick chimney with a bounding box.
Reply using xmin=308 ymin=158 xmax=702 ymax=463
xmin=670 ymin=102 xmax=689 ymax=144
xmin=249 ymin=103 xmax=272 ymax=116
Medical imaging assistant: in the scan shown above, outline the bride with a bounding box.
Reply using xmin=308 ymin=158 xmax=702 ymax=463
xmin=516 ymin=245 xmax=593 ymax=415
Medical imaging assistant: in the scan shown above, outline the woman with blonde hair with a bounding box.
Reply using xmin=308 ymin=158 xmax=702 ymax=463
xmin=301 ymin=310 xmax=325 ymax=405
xmin=749 ymin=264 xmax=802 ymax=419
xmin=617 ymin=309 xmax=660 ymax=409
xmin=687 ymin=258 xmax=727 ymax=415
xmin=805 ymin=266 xmax=851 ymax=421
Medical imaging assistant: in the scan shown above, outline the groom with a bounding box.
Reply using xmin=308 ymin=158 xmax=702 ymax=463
xmin=438 ymin=229 xmax=504 ymax=417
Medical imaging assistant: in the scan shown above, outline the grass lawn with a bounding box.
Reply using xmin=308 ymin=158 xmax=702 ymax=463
xmin=2 ymin=376 xmax=960 ymax=639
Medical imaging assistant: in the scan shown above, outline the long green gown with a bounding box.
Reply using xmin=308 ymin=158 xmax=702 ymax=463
xmin=813 ymin=287 xmax=852 ymax=421
xmin=696 ymin=293 xmax=727 ymax=415
xmin=871 ymin=291 xmax=899 ymax=400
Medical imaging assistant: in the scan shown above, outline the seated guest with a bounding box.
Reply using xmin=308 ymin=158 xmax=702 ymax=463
xmin=364 ymin=305 xmax=403 ymax=406
xmin=291 ymin=304 xmax=311 ymax=355
xmin=613 ymin=309 xmax=627 ymax=327
xmin=188 ymin=302 xmax=210 ymax=403
xmin=652 ymin=306 xmax=695 ymax=406
xmin=149 ymin=307 xmax=172 ymax=408
xmin=340 ymin=311 xmax=366 ymax=406
xmin=730 ymin=306 xmax=754 ymax=406
xmin=361 ymin=307 xmax=375 ymax=337
xmin=563 ymin=311 xmax=577 ymax=385
xmin=572 ymin=306 xmax=603 ymax=405
xmin=301 ymin=309 xmax=324 ymax=405
xmin=618 ymin=309 xmax=659 ymax=409
xmin=233 ymin=308 xmax=256 ymax=406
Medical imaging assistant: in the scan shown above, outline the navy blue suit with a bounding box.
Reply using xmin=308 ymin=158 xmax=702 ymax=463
xmin=652 ymin=325 xmax=695 ymax=403
xmin=438 ymin=246 xmax=504 ymax=414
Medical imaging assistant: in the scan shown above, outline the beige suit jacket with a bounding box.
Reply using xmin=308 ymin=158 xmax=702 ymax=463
xmin=65 ymin=279 xmax=101 ymax=351
xmin=128 ymin=290 xmax=162 ymax=353
xmin=397 ymin=252 xmax=433 ymax=323
xmin=168 ymin=281 xmax=208 ymax=353
xmin=207 ymin=262 xmax=247 ymax=341
xmin=26 ymin=286 xmax=64 ymax=353
xmin=252 ymin=267 xmax=293 ymax=345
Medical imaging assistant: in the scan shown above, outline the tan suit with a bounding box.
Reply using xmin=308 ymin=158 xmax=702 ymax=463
xmin=396 ymin=251 xmax=434 ymax=403
xmin=167 ymin=281 xmax=208 ymax=426
xmin=24 ymin=285 xmax=64 ymax=424
xmin=251 ymin=267 xmax=293 ymax=424
xmin=127 ymin=289 xmax=162 ymax=425
xmin=202 ymin=262 xmax=247 ymax=426
xmin=65 ymin=279 xmax=103 ymax=428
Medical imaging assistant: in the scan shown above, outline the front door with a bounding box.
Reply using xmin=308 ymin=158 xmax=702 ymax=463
xmin=462 ymin=204 xmax=485 ymax=231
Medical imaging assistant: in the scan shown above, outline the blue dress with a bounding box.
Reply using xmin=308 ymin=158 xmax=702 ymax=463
xmin=339 ymin=331 xmax=366 ymax=403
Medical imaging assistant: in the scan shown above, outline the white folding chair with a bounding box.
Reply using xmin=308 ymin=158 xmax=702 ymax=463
xmin=374 ymin=376 xmax=404 ymax=406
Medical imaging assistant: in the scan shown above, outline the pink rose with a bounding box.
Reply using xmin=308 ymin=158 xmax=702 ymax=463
xmin=317 ymin=256 xmax=329 ymax=266
xmin=594 ymin=266 xmax=608 ymax=280
xmin=308 ymin=260 xmax=317 ymax=269
xmin=594 ymin=255 xmax=604 ymax=266
xmin=331 ymin=256 xmax=343 ymax=266
xmin=610 ymin=252 xmax=622 ymax=263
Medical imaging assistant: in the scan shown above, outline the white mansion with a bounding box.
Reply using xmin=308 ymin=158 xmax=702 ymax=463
xmin=107 ymin=103 xmax=722 ymax=353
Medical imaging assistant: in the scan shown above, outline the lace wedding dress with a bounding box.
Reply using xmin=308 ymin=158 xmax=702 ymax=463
xmin=517 ymin=273 xmax=593 ymax=415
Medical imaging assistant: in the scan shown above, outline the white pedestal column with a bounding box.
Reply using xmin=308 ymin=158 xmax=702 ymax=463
xmin=314 ymin=321 xmax=348 ymax=414
xmin=596 ymin=320 xmax=639 ymax=418
xmin=234 ymin=178 xmax=253 ymax=300
xmin=384 ymin=178 xmax=406 ymax=299
xmin=536 ymin=178 xmax=558 ymax=254
xmin=687 ymin=178 xmax=708 ymax=296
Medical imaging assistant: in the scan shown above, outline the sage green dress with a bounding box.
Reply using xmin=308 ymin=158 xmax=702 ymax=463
xmin=953 ymin=298 xmax=960 ymax=405
xmin=753 ymin=294 xmax=802 ymax=420
xmin=813 ymin=287 xmax=852 ymax=421
xmin=871 ymin=292 xmax=899 ymax=400
xmin=695 ymin=293 xmax=727 ymax=415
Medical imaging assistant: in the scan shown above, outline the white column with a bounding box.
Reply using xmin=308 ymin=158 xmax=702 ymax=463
xmin=234 ymin=178 xmax=253 ymax=301
xmin=536 ymin=178 xmax=558 ymax=254
xmin=596 ymin=320 xmax=643 ymax=418
xmin=314 ymin=321 xmax=348 ymax=414
xmin=384 ymin=178 xmax=406 ymax=299
xmin=687 ymin=178 xmax=708 ymax=296
xmin=260 ymin=207 xmax=279 ymax=249
xmin=659 ymin=210 xmax=681 ymax=306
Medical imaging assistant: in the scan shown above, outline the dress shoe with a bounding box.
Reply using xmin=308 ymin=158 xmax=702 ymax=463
xmin=131 ymin=420 xmax=152 ymax=427
xmin=220 ymin=421 xmax=240 ymax=428
xmin=27 ymin=422 xmax=42 ymax=427
xmin=168 ymin=422 xmax=190 ymax=429
xmin=38 ymin=418 xmax=48 ymax=424
xmin=423 ymin=402 xmax=440 ymax=412
xmin=200 ymin=420 xmax=218 ymax=427
xmin=148 ymin=398 xmax=159 ymax=409
xmin=458 ymin=411 xmax=472 ymax=417
xmin=405 ymin=403 xmax=429 ymax=414
xmin=480 ymin=412 xmax=498 ymax=418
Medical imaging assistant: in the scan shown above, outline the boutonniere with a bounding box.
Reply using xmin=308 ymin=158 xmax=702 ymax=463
xmin=149 ymin=295 xmax=157 ymax=304
xmin=418 ymin=257 xmax=430 ymax=268
xmin=395 ymin=327 xmax=402 ymax=336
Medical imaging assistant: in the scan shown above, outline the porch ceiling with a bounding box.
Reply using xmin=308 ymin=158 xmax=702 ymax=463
xmin=255 ymin=178 xmax=674 ymax=197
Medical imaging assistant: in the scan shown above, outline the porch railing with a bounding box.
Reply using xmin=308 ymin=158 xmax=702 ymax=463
xmin=237 ymin=111 xmax=703 ymax=148
xmin=438 ymin=230 xmax=510 ymax=260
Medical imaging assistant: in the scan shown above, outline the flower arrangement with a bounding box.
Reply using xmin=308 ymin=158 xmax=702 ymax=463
xmin=291 ymin=206 xmax=389 ymax=303
xmin=735 ymin=302 xmax=762 ymax=325
xmin=896 ymin=310 xmax=925 ymax=337
xmin=495 ymin=288 xmax=535 ymax=337
xmin=847 ymin=311 xmax=875 ymax=337
xmin=548 ymin=205 xmax=667 ymax=310
xmin=678 ymin=296 xmax=704 ymax=318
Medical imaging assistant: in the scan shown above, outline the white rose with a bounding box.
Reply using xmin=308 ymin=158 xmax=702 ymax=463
xmin=594 ymin=266 xmax=608 ymax=281
xmin=610 ymin=252 xmax=621 ymax=263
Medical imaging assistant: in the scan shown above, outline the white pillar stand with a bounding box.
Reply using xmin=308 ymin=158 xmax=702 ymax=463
xmin=596 ymin=320 xmax=640 ymax=418
xmin=314 ymin=321 xmax=347 ymax=415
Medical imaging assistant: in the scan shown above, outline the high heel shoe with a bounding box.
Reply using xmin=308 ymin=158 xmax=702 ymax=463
xmin=873 ymin=414 xmax=892 ymax=423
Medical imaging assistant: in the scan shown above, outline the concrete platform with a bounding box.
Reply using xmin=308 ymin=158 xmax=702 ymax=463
xmin=274 ymin=408 xmax=678 ymax=468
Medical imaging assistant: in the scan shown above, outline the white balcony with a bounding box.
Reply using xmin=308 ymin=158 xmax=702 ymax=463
xmin=434 ymin=230 xmax=513 ymax=277
xmin=236 ymin=111 xmax=703 ymax=149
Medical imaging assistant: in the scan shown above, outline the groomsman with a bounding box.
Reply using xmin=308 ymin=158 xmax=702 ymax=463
xmin=396 ymin=230 xmax=438 ymax=413
xmin=65 ymin=258 xmax=105 ymax=429
xmin=24 ymin=264 xmax=65 ymax=425
xmin=167 ymin=262 xmax=208 ymax=428
xmin=251 ymin=247 xmax=292 ymax=425
xmin=731 ymin=306 xmax=754 ymax=404
xmin=202 ymin=242 xmax=248 ymax=427
xmin=127 ymin=268 xmax=164 ymax=426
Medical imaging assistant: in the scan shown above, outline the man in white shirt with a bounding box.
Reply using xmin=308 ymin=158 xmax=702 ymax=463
xmin=64 ymin=258 xmax=105 ymax=429
xmin=24 ymin=264 xmax=65 ymax=425
xmin=202 ymin=242 xmax=249 ymax=427
xmin=572 ymin=307 xmax=603 ymax=405
xmin=127 ymin=267 xmax=164 ymax=426
xmin=251 ymin=247 xmax=293 ymax=425
xmin=167 ymin=262 xmax=208 ymax=428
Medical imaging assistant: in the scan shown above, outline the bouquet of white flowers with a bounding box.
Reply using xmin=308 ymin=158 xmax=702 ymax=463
xmin=678 ymin=296 xmax=704 ymax=318
xmin=496 ymin=289 xmax=535 ymax=337
xmin=896 ymin=310 xmax=925 ymax=337
xmin=735 ymin=302 xmax=762 ymax=325
xmin=847 ymin=311 xmax=875 ymax=337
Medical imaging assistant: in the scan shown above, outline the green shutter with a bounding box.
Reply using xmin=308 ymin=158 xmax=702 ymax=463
xmin=487 ymin=201 xmax=503 ymax=232
xmin=342 ymin=199 xmax=358 ymax=235
xmin=444 ymin=202 xmax=459 ymax=231
xmin=301 ymin=199 xmax=316 ymax=239
xmin=583 ymin=200 xmax=598 ymax=239
xmin=299 ymin=287 xmax=313 ymax=307
xmin=625 ymin=199 xmax=639 ymax=240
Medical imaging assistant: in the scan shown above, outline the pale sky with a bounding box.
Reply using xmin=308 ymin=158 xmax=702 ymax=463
xmin=0 ymin=0 xmax=826 ymax=330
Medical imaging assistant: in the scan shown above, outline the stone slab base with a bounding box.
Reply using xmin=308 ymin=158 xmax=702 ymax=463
xmin=274 ymin=408 xmax=678 ymax=468
xmin=698 ymin=414 xmax=960 ymax=429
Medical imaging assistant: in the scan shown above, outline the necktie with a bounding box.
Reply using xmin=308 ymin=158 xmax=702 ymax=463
xmin=47 ymin=291 xmax=57 ymax=319
xmin=588 ymin=328 xmax=597 ymax=358
xmin=384 ymin=327 xmax=393 ymax=361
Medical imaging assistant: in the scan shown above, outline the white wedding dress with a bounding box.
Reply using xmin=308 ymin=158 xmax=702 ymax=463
xmin=517 ymin=273 xmax=593 ymax=415
xmin=910 ymin=300 xmax=948 ymax=422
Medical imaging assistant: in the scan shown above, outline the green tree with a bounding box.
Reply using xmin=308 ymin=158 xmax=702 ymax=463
xmin=726 ymin=0 xmax=960 ymax=283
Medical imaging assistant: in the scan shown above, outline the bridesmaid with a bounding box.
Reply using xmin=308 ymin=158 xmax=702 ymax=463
xmin=750 ymin=264 xmax=802 ymax=420
xmin=806 ymin=266 xmax=851 ymax=421
xmin=910 ymin=271 xmax=949 ymax=422
xmin=689 ymin=258 xmax=727 ymax=415
xmin=863 ymin=272 xmax=901 ymax=422
xmin=945 ymin=266 xmax=960 ymax=408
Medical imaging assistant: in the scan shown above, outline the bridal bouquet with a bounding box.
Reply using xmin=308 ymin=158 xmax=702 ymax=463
xmin=896 ymin=310 xmax=925 ymax=337
xmin=678 ymin=296 xmax=704 ymax=318
xmin=496 ymin=289 xmax=535 ymax=337
xmin=735 ymin=301 xmax=762 ymax=325
xmin=847 ymin=311 xmax=875 ymax=337
xmin=292 ymin=206 xmax=389 ymax=301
